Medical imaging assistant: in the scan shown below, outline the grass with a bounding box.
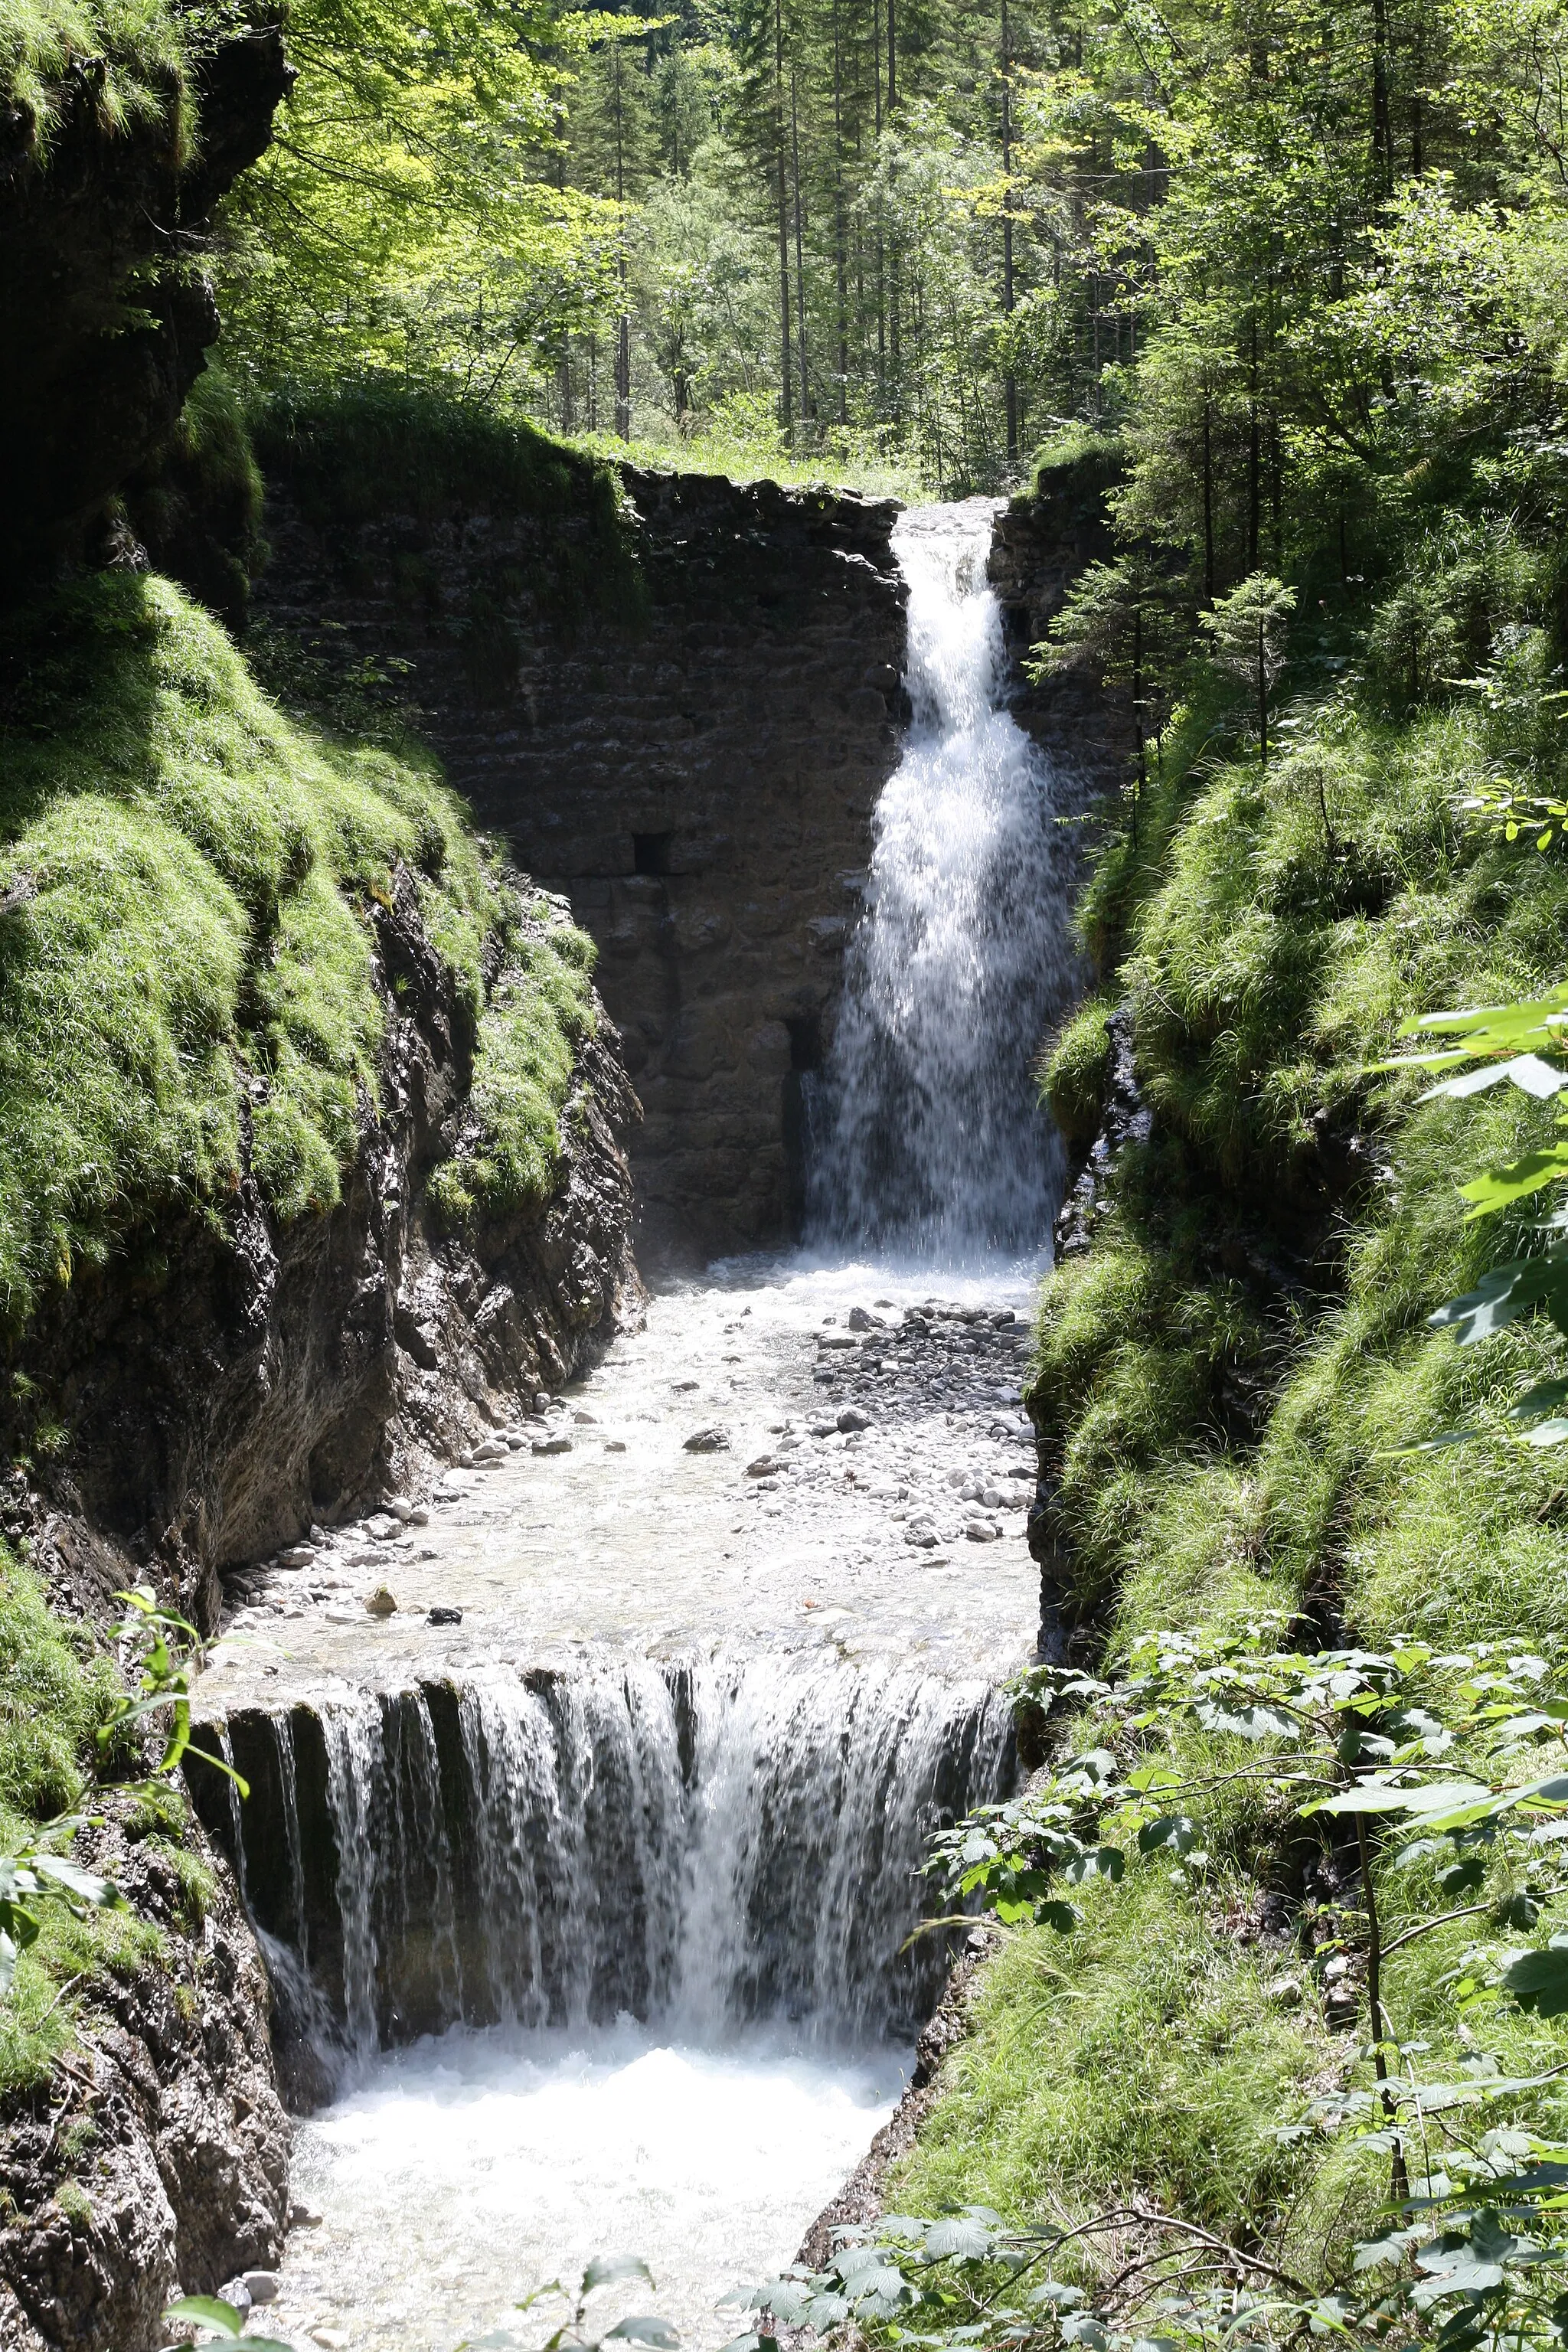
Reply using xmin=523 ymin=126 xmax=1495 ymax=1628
xmin=898 ymin=626 xmax=1568 ymax=2275
xmin=560 ymin=420 xmax=924 ymax=503
xmin=0 ymin=565 xmax=595 ymax=1328
xmin=0 ymin=1557 xmax=171 ymax=2097
xmin=428 ymin=912 xmax=599 ymax=1226
xmin=1 ymin=0 xmax=186 ymax=149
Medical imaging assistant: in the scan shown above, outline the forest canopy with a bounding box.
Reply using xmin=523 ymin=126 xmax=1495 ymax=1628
xmin=177 ymin=0 xmax=1568 ymax=515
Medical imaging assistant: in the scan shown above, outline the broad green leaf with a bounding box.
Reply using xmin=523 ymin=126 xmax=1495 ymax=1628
xmin=603 ymin=2320 xmax=680 ymax=2347
xmin=583 ymin=2258 xmax=656 ymax=2294
xmin=1429 ymin=1253 xmax=1568 ymax=1346
xmin=1459 ymin=1138 xmax=1568 ymax=1218
xmin=1504 ymin=1943 xmax=1568 ymax=2016
xmin=164 ymin=2298 xmax=247 ymax=2340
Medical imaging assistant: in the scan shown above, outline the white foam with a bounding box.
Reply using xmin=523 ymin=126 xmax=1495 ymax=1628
xmin=270 ymin=2023 xmax=906 ymax=2352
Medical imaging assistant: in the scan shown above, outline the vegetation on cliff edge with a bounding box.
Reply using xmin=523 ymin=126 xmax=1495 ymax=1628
xmin=0 ymin=568 xmax=596 ymax=1331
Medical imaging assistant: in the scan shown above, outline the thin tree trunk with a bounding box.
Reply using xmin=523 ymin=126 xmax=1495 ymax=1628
xmin=792 ymin=67 xmax=810 ymax=420
xmin=1001 ymin=0 xmax=1016 ymax=459
xmin=613 ymin=41 xmax=631 ymax=439
xmin=834 ymin=0 xmax=848 ymax=421
xmin=1247 ymin=309 xmax=1260 ymax=570
xmin=887 ymin=0 xmax=896 ymax=112
xmin=1357 ymin=1815 xmax=1411 ymax=2211
xmin=1372 ymin=0 xmax=1393 ymax=188
xmin=1213 ymin=395 xmax=1222 ymax=602
xmin=776 ymin=0 xmax=793 ymax=434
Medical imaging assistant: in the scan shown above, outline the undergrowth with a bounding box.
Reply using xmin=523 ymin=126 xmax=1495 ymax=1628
xmin=900 ymin=610 xmax=1568 ymax=2285
xmin=0 ymin=1558 xmax=166 ymax=2096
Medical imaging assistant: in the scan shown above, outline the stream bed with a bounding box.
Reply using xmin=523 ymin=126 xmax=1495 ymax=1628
xmin=191 ymin=497 xmax=1076 ymax=2352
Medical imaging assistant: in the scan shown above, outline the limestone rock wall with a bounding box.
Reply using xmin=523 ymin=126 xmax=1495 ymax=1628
xmin=253 ymin=462 xmax=908 ymax=1268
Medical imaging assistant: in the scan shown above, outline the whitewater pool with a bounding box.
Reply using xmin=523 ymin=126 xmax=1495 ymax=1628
xmin=267 ymin=2024 xmax=906 ymax=2352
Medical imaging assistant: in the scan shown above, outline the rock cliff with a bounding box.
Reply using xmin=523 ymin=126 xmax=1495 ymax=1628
xmin=252 ymin=428 xmax=908 ymax=1267
xmin=0 ymin=21 xmax=289 ymax=576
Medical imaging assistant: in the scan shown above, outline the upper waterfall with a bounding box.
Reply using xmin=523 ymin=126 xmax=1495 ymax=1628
xmin=808 ymin=498 xmax=1079 ymax=1262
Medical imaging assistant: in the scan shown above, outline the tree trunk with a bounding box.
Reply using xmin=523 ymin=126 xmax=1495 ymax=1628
xmin=791 ymin=66 xmax=811 ymax=420
xmin=1213 ymin=390 xmax=1222 ymax=602
xmin=1001 ymin=0 xmax=1017 ymax=460
xmin=612 ymin=41 xmax=631 ymax=439
xmin=776 ymin=0 xmax=793 ymax=434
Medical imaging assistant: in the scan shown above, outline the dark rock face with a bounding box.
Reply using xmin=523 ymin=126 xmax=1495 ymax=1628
xmin=988 ymin=444 xmax=1123 ymax=788
xmin=253 ymin=464 xmax=908 ymax=1267
xmin=0 ymin=1806 xmax=289 ymax=2352
xmin=4 ymin=873 xmax=641 ymax=1633
xmin=0 ymin=22 xmax=289 ymax=576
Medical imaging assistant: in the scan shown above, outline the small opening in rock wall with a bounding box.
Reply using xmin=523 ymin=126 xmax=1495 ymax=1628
xmin=786 ymin=1014 xmax=823 ymax=1072
xmin=633 ymin=831 xmax=675 ymax=876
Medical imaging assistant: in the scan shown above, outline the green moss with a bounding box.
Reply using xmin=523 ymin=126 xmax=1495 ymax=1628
xmin=0 ymin=569 xmax=518 ymax=1325
xmin=428 ymin=911 xmax=599 ymax=1223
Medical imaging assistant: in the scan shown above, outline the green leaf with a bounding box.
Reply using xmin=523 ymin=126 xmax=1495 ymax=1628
xmin=1036 ymin=1900 xmax=1080 ymax=1933
xmin=1459 ymin=1138 xmax=1568 ymax=1219
xmin=603 ymin=2320 xmax=680 ymax=2347
xmin=164 ymin=2298 xmax=247 ymax=2340
xmin=1430 ymin=1252 xmax=1568 ymax=1347
xmin=1504 ymin=1941 xmax=1568 ymax=2016
xmin=583 ymin=2258 xmax=656 ymax=2295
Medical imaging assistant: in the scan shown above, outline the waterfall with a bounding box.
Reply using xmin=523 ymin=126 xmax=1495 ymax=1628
xmin=808 ymin=498 xmax=1079 ymax=1258
xmin=202 ymin=1657 xmax=1012 ymax=2090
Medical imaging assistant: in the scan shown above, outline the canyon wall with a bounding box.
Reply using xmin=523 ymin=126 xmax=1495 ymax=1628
xmin=253 ymin=451 xmax=909 ymax=1269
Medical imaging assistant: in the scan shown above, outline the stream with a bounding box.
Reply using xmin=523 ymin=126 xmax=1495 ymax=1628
xmin=192 ymin=499 xmax=1078 ymax=2352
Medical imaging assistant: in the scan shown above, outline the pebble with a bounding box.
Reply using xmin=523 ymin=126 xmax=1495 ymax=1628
xmin=745 ymin=1456 xmax=778 ymax=1478
xmin=818 ymin=1334 xmax=857 ymax=1351
xmin=573 ymin=1410 xmax=599 ymax=1425
xmin=684 ymin=1426 xmax=730 ymax=1453
xmin=243 ymin=2272 xmax=279 ymax=2305
xmin=965 ymin=1522 xmax=1001 ymax=1543
xmin=604 ymin=1439 xmax=627 ymax=1453
xmin=364 ymin=1586 xmax=398 ymax=1615
xmin=428 ymin=1606 xmax=463 ymax=1626
xmin=312 ymin=2331 xmax=350 ymax=2350
xmin=505 ymin=1433 xmax=524 ymax=1450
xmin=474 ymin=1439 xmax=508 ymax=1462
xmin=385 ymin=1498 xmax=415 ymax=1522
xmin=533 ymin=1435 xmax=573 ymax=1455
xmin=366 ymin=1514 xmax=400 ymax=1540
xmin=408 ymin=1504 xmax=431 ymax=1526
xmin=277 ymin=1545 xmax=315 ymax=1569
xmin=837 ymin=1408 xmax=871 ymax=1433
xmin=219 ymin=2282 xmax=253 ymax=2317
xmin=289 ymin=2203 xmax=322 ymax=2228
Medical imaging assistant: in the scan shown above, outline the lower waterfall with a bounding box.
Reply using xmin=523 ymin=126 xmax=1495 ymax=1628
xmin=197 ymin=1656 xmax=1013 ymax=2095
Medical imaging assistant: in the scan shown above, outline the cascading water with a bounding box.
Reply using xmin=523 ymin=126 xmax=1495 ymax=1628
xmin=809 ymin=498 xmax=1080 ymax=1257
xmin=206 ymin=1657 xmax=1011 ymax=2085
